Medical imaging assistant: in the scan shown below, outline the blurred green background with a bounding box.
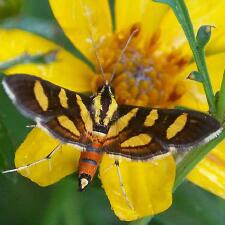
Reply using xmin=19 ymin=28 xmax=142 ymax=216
xmin=0 ymin=0 xmax=225 ymax=225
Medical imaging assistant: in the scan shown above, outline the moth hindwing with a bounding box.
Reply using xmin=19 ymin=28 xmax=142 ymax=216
xmin=2 ymin=74 xmax=222 ymax=161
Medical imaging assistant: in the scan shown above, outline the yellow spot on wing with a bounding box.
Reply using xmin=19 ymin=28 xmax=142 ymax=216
xmin=107 ymin=108 xmax=138 ymax=138
xmin=76 ymin=95 xmax=93 ymax=132
xmin=166 ymin=113 xmax=188 ymax=139
xmin=103 ymin=97 xmax=118 ymax=126
xmin=121 ymin=134 xmax=152 ymax=148
xmin=144 ymin=109 xmax=158 ymax=127
xmin=57 ymin=115 xmax=80 ymax=137
xmin=93 ymin=93 xmax=102 ymax=124
xmin=34 ymin=80 xmax=48 ymax=111
xmin=59 ymin=88 xmax=68 ymax=108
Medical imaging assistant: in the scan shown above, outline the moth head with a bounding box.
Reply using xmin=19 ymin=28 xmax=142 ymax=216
xmin=78 ymin=173 xmax=91 ymax=191
xmin=96 ymin=82 xmax=115 ymax=96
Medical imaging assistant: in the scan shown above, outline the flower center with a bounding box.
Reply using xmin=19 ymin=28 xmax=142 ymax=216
xmin=91 ymin=25 xmax=190 ymax=108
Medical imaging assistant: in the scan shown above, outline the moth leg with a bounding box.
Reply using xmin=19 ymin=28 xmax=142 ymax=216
xmin=26 ymin=124 xmax=37 ymax=128
xmin=114 ymin=160 xmax=134 ymax=210
xmin=2 ymin=143 xmax=62 ymax=174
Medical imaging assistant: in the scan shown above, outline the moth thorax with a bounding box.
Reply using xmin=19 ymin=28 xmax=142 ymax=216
xmin=93 ymin=84 xmax=118 ymax=127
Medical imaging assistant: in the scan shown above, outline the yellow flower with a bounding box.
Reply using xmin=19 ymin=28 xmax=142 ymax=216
xmin=0 ymin=0 xmax=225 ymax=221
xmin=48 ymin=0 xmax=225 ymax=205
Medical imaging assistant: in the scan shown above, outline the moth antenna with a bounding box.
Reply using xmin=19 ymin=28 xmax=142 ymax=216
xmin=79 ymin=0 xmax=105 ymax=82
xmin=109 ymin=28 xmax=139 ymax=83
xmin=88 ymin=32 xmax=105 ymax=80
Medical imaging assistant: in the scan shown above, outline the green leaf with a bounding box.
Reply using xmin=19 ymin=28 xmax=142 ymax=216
xmin=152 ymin=181 xmax=225 ymax=225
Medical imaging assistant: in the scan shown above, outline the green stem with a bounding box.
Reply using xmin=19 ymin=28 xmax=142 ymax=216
xmin=154 ymin=0 xmax=216 ymax=116
xmin=195 ymin=48 xmax=216 ymax=116
xmin=176 ymin=0 xmax=215 ymax=115
xmin=216 ymin=71 xmax=225 ymax=123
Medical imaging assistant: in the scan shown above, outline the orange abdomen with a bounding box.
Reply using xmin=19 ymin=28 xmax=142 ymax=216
xmin=78 ymin=145 xmax=103 ymax=181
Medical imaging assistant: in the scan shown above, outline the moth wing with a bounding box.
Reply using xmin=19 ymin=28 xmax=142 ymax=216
xmin=2 ymin=74 xmax=91 ymax=121
xmin=103 ymin=105 xmax=221 ymax=161
xmin=39 ymin=111 xmax=89 ymax=149
xmin=2 ymin=74 xmax=93 ymax=148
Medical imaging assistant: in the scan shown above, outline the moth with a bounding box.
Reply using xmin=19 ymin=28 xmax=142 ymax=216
xmin=2 ymin=73 xmax=222 ymax=191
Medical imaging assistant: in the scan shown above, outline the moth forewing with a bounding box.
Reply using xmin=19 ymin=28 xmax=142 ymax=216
xmin=103 ymin=106 xmax=222 ymax=161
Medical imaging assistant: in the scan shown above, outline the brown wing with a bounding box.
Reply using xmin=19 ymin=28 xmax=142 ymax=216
xmin=103 ymin=105 xmax=222 ymax=161
xmin=2 ymin=74 xmax=93 ymax=147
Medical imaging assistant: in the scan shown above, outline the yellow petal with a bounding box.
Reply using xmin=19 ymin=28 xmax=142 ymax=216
xmin=158 ymin=0 xmax=225 ymax=56
xmin=0 ymin=29 xmax=93 ymax=92
xmin=188 ymin=140 xmax=225 ymax=199
xmin=49 ymin=0 xmax=112 ymax=63
xmin=99 ymin=154 xmax=175 ymax=221
xmin=15 ymin=128 xmax=80 ymax=186
xmin=176 ymin=79 xmax=208 ymax=112
xmin=176 ymin=52 xmax=225 ymax=111
xmin=115 ymin=0 xmax=169 ymax=46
